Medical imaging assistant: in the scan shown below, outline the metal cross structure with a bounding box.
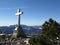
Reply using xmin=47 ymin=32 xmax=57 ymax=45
xmin=16 ymin=8 xmax=23 ymax=27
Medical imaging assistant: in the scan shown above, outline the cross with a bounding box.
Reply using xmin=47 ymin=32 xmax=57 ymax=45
xmin=16 ymin=8 xmax=23 ymax=27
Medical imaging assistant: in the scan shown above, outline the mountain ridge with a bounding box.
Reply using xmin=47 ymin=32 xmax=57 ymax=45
xmin=0 ymin=25 xmax=42 ymax=36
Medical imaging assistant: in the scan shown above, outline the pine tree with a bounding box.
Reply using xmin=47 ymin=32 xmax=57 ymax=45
xmin=29 ymin=18 xmax=60 ymax=45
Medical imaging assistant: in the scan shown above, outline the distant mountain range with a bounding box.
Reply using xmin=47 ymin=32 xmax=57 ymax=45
xmin=0 ymin=25 xmax=42 ymax=36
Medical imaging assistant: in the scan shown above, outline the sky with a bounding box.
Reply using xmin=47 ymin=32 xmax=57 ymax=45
xmin=0 ymin=0 xmax=60 ymax=26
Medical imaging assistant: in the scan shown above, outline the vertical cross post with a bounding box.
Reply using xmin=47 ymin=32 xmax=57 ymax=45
xmin=16 ymin=8 xmax=23 ymax=27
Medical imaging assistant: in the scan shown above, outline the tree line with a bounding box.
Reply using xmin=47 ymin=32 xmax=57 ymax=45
xmin=29 ymin=18 xmax=60 ymax=45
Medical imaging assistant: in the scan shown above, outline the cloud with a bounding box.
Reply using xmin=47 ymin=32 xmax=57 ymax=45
xmin=0 ymin=22 xmax=10 ymax=26
xmin=0 ymin=22 xmax=16 ymax=26
xmin=0 ymin=6 xmax=30 ymax=10
xmin=0 ymin=7 xmax=20 ymax=10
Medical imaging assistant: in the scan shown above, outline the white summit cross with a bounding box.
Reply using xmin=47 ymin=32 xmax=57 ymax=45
xmin=12 ymin=8 xmax=23 ymax=38
xmin=16 ymin=8 xmax=23 ymax=27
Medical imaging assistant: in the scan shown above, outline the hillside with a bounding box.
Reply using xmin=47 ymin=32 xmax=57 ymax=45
xmin=0 ymin=25 xmax=42 ymax=36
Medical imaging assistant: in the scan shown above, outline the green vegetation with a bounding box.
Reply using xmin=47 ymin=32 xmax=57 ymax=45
xmin=29 ymin=18 xmax=60 ymax=45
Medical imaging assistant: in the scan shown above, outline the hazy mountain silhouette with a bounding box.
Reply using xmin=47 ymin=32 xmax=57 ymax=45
xmin=0 ymin=25 xmax=42 ymax=36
